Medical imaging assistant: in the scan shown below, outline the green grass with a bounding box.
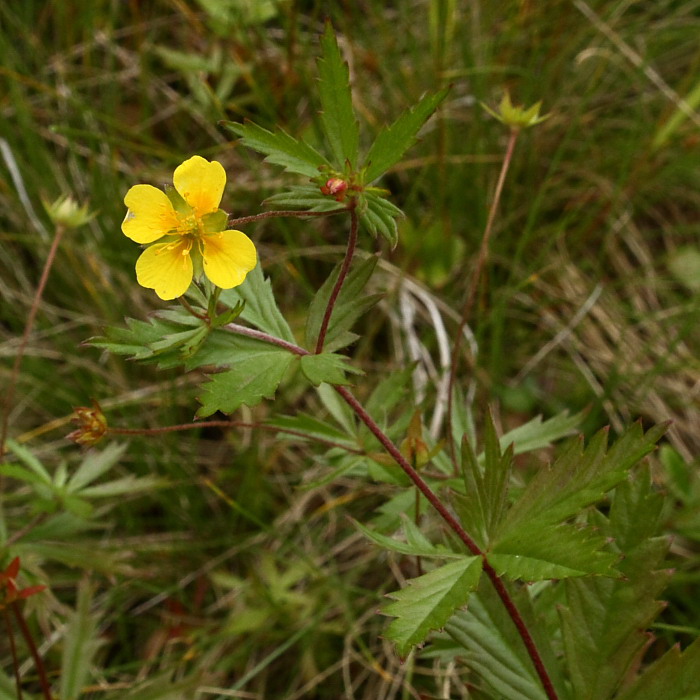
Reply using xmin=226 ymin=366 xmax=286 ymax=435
xmin=2 ymin=0 xmax=700 ymax=697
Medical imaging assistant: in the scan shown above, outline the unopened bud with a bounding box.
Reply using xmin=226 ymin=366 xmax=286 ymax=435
xmin=320 ymin=178 xmax=348 ymax=201
xmin=481 ymin=92 xmax=549 ymax=130
xmin=43 ymin=195 xmax=95 ymax=228
xmin=67 ymin=400 xmax=107 ymax=446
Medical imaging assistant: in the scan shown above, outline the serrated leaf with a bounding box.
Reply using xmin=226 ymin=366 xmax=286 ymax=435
xmin=299 ymin=352 xmax=362 ymax=386
xmin=499 ymin=410 xmax=583 ymax=456
xmin=219 ymin=261 xmax=295 ymax=343
xmin=364 ymin=87 xmax=449 ymax=183
xmin=496 ymin=422 xmax=667 ymax=541
xmin=354 ymin=516 xmax=462 ymax=559
xmin=222 ymin=120 xmax=329 ymax=177
xmin=197 ymin=346 xmax=294 ymax=416
xmin=318 ymin=23 xmax=359 ymax=167
xmin=444 ymin=583 xmax=554 ymax=700
xmin=359 ymin=192 xmax=403 ymax=247
xmin=383 ymin=557 xmax=482 ymax=656
xmin=264 ymin=185 xmax=344 ymax=212
xmin=616 ymin=637 xmax=700 ymax=700
xmin=305 ymin=254 xmax=380 ymax=351
xmin=268 ymin=413 xmax=358 ymax=449
xmin=490 ymin=523 xmax=621 ymax=581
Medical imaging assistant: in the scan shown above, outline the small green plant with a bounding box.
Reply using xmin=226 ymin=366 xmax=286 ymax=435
xmin=2 ymin=20 xmax=699 ymax=700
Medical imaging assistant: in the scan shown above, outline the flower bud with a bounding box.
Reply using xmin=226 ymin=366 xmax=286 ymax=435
xmin=320 ymin=178 xmax=348 ymax=201
xmin=43 ymin=195 xmax=95 ymax=228
xmin=67 ymin=400 xmax=108 ymax=446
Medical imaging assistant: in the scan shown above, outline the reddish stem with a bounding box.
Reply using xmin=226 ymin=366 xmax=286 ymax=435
xmin=0 ymin=224 xmax=66 ymax=462
xmin=222 ymin=323 xmax=558 ymax=699
xmin=11 ymin=602 xmax=53 ymax=700
xmin=315 ymin=204 xmax=358 ymax=354
xmin=446 ymin=129 xmax=519 ymax=474
xmin=228 ymin=208 xmax=346 ymax=228
xmin=3 ymin=606 xmax=23 ymax=699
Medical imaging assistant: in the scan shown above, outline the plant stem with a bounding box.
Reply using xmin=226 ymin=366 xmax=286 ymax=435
xmin=315 ymin=204 xmax=358 ymax=353
xmin=0 ymin=224 xmax=66 ymax=463
xmin=11 ymin=602 xmax=52 ymax=700
xmin=228 ymin=208 xmax=346 ymax=228
xmin=108 ymin=420 xmax=363 ymax=454
xmin=3 ymin=606 xmax=23 ymax=700
xmin=222 ymin=323 xmax=558 ymax=700
xmin=446 ymin=129 xmax=519 ymax=473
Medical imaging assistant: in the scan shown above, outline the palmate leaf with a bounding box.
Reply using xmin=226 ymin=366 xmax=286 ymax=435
xmin=616 ymin=638 xmax=700 ymax=700
xmin=495 ymin=422 xmax=667 ymax=542
xmin=221 ymin=120 xmax=329 ymax=178
xmin=383 ymin=556 xmax=483 ymax=657
xmin=558 ymin=470 xmax=672 ymax=700
xmin=364 ymin=87 xmax=449 ymax=184
xmin=305 ymin=254 xmax=381 ymax=352
xmin=197 ymin=339 xmax=294 ymax=417
xmin=318 ymin=22 xmax=359 ymax=168
xmin=359 ymin=191 xmax=403 ymax=247
xmin=220 ymin=262 xmax=295 ymax=343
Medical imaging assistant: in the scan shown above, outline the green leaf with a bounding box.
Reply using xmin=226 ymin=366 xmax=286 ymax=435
xmin=364 ymin=87 xmax=449 ymax=183
xmin=5 ymin=439 xmax=51 ymax=483
xmin=66 ymin=443 xmax=128 ymax=493
xmin=496 ymin=422 xmax=667 ymax=540
xmin=78 ymin=475 xmax=164 ymax=498
xmin=616 ymin=637 xmax=700 ymax=700
xmin=499 ymin=410 xmax=583 ymax=456
xmin=267 ymin=413 xmax=358 ymax=449
xmin=354 ymin=516 xmax=463 ymax=559
xmin=300 ymin=352 xmax=362 ymax=386
xmin=305 ymin=254 xmax=380 ymax=352
xmin=359 ymin=191 xmax=403 ymax=247
xmin=221 ymin=120 xmax=329 ymax=177
xmin=264 ymin=185 xmax=344 ymax=212
xmin=318 ymin=22 xmax=359 ymax=167
xmin=220 ymin=261 xmax=295 ymax=343
xmin=383 ymin=557 xmax=482 ymax=656
xmin=490 ymin=523 xmax=621 ymax=581
xmin=60 ymin=581 xmax=103 ymax=700
xmin=558 ymin=470 xmax=672 ymax=700
xmin=444 ymin=583 xmax=555 ymax=700
xmin=197 ymin=344 xmax=294 ymax=416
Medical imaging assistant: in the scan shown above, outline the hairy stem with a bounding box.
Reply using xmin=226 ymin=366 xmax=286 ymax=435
xmin=222 ymin=323 xmax=558 ymax=699
xmin=315 ymin=204 xmax=358 ymax=353
xmin=0 ymin=224 xmax=66 ymax=462
xmin=12 ymin=602 xmax=52 ymax=700
xmin=446 ymin=129 xmax=519 ymax=473
xmin=228 ymin=208 xmax=346 ymax=228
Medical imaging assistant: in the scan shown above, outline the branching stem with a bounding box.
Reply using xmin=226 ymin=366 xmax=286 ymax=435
xmin=222 ymin=322 xmax=558 ymax=700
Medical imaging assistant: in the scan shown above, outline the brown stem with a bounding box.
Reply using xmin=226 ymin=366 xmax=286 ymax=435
xmin=5 ymin=513 xmax=49 ymax=547
xmin=222 ymin=323 xmax=558 ymax=699
xmin=228 ymin=208 xmax=346 ymax=228
xmin=178 ymin=296 xmax=208 ymax=321
xmin=108 ymin=420 xmax=363 ymax=454
xmin=446 ymin=129 xmax=519 ymax=474
xmin=3 ymin=606 xmax=23 ymax=700
xmin=315 ymin=204 xmax=358 ymax=354
xmin=0 ymin=224 xmax=66 ymax=462
xmin=11 ymin=602 xmax=52 ymax=700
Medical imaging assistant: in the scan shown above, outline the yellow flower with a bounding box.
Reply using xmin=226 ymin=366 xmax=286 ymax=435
xmin=122 ymin=156 xmax=257 ymax=300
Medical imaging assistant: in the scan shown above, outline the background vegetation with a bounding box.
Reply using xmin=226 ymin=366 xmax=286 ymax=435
xmin=1 ymin=0 xmax=699 ymax=697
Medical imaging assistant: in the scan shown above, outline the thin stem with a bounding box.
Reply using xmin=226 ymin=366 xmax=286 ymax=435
xmin=221 ymin=323 xmax=558 ymax=700
xmin=446 ymin=129 xmax=519 ymax=473
xmin=5 ymin=513 xmax=49 ymax=547
xmin=11 ymin=602 xmax=52 ymax=700
xmin=0 ymin=224 xmax=66 ymax=462
xmin=108 ymin=420 xmax=363 ymax=454
xmin=3 ymin=606 xmax=23 ymax=700
xmin=178 ymin=296 xmax=208 ymax=321
xmin=315 ymin=204 xmax=358 ymax=354
xmin=228 ymin=208 xmax=346 ymax=228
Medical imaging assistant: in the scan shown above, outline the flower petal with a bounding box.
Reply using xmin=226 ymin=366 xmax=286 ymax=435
xmin=173 ymin=156 xmax=226 ymax=218
xmin=122 ymin=185 xmax=180 ymax=244
xmin=135 ymin=240 xmax=194 ymax=300
xmin=201 ymin=230 xmax=257 ymax=289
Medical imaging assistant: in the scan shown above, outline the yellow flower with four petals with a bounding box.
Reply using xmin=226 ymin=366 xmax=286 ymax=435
xmin=122 ymin=156 xmax=257 ymax=300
